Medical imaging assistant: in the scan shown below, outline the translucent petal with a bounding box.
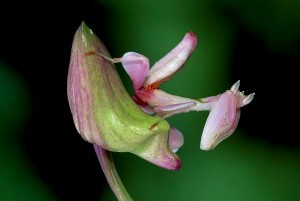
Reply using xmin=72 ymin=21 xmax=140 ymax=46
xmin=242 ymin=93 xmax=255 ymax=106
xmin=200 ymin=91 xmax=237 ymax=150
xmin=169 ymin=126 xmax=184 ymax=153
xmin=138 ymin=104 xmax=155 ymax=114
xmin=154 ymin=101 xmax=197 ymax=118
xmin=120 ymin=52 xmax=149 ymax=90
xmin=230 ymin=80 xmax=240 ymax=94
xmin=214 ymin=108 xmax=240 ymax=144
xmin=144 ymin=32 xmax=198 ymax=87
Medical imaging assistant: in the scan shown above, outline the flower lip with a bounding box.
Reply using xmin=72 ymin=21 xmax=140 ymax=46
xmin=200 ymin=81 xmax=254 ymax=150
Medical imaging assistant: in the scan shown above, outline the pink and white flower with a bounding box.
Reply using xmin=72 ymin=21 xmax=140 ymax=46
xmin=110 ymin=32 xmax=255 ymax=151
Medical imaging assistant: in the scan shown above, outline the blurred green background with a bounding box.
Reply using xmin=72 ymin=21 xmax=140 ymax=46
xmin=1 ymin=0 xmax=300 ymax=201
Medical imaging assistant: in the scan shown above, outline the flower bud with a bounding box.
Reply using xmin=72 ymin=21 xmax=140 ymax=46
xmin=67 ymin=22 xmax=180 ymax=170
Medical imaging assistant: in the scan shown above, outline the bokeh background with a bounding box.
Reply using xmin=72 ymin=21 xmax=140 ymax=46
xmin=1 ymin=0 xmax=300 ymax=201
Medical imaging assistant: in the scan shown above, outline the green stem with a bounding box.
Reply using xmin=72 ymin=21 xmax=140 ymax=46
xmin=93 ymin=144 xmax=133 ymax=201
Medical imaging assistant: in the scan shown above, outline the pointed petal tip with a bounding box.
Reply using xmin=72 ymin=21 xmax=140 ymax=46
xmin=79 ymin=21 xmax=91 ymax=33
xmin=167 ymin=157 xmax=182 ymax=170
xmin=243 ymin=93 xmax=255 ymax=105
xmin=231 ymin=80 xmax=240 ymax=93
xmin=80 ymin=21 xmax=86 ymax=27
xmin=75 ymin=21 xmax=96 ymax=42
xmin=138 ymin=152 xmax=182 ymax=170
xmin=172 ymin=148 xmax=179 ymax=153
xmin=72 ymin=21 xmax=102 ymax=52
xmin=155 ymin=151 xmax=182 ymax=170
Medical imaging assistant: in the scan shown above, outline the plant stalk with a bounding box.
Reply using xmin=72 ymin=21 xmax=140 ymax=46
xmin=93 ymin=144 xmax=133 ymax=201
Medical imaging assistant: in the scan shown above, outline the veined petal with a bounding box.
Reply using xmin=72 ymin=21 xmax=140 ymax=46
xmin=169 ymin=126 xmax=184 ymax=153
xmin=137 ymin=89 xmax=216 ymax=118
xmin=214 ymin=108 xmax=241 ymax=145
xmin=67 ymin=22 xmax=181 ymax=170
xmin=154 ymin=101 xmax=197 ymax=118
xmin=120 ymin=52 xmax=150 ymax=90
xmin=144 ymin=32 xmax=198 ymax=88
xmin=200 ymin=90 xmax=237 ymax=150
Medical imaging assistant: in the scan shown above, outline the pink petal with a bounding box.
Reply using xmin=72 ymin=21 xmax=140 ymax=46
xmin=200 ymin=90 xmax=237 ymax=150
xmin=138 ymin=104 xmax=155 ymax=114
xmin=137 ymin=89 xmax=195 ymax=109
xmin=154 ymin=101 xmax=197 ymax=118
xmin=136 ymin=89 xmax=198 ymax=118
xmin=144 ymin=32 xmax=198 ymax=87
xmin=169 ymin=126 xmax=184 ymax=153
xmin=131 ymin=95 xmax=154 ymax=114
xmin=215 ymin=108 xmax=241 ymax=144
xmin=199 ymin=95 xmax=221 ymax=103
xmin=120 ymin=52 xmax=150 ymax=90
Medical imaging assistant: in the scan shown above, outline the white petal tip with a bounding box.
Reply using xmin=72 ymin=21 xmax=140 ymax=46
xmin=230 ymin=80 xmax=240 ymax=93
xmin=243 ymin=93 xmax=255 ymax=105
xmin=172 ymin=148 xmax=179 ymax=153
xmin=200 ymin=143 xmax=214 ymax=151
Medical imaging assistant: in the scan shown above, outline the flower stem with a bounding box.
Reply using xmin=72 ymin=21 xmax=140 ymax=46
xmin=93 ymin=144 xmax=133 ymax=201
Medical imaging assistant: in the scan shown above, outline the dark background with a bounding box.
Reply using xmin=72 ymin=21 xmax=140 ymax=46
xmin=1 ymin=0 xmax=300 ymax=201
